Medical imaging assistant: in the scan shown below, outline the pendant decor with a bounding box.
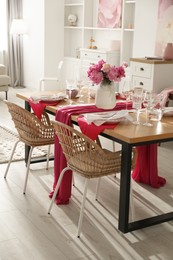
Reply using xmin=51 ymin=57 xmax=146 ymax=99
xmin=95 ymin=82 xmax=116 ymax=109
xmin=163 ymin=43 xmax=173 ymax=60
xmin=87 ymin=60 xmax=127 ymax=110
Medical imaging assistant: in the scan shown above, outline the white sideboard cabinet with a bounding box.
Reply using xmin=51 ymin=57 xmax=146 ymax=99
xmin=80 ymin=48 xmax=120 ymax=71
xmin=130 ymin=58 xmax=173 ymax=93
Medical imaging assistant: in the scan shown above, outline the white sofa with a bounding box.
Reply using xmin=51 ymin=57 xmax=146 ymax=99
xmin=0 ymin=64 xmax=10 ymax=99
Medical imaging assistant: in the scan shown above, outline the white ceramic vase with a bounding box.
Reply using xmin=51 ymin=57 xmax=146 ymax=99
xmin=95 ymin=82 xmax=116 ymax=109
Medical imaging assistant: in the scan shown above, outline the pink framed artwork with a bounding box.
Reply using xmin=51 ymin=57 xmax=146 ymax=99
xmin=97 ymin=0 xmax=122 ymax=28
xmin=155 ymin=0 xmax=173 ymax=56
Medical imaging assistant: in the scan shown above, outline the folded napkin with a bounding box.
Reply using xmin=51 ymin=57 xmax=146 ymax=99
xmin=83 ymin=110 xmax=133 ymax=126
xmin=162 ymin=107 xmax=173 ymax=116
xmin=157 ymin=87 xmax=173 ymax=108
xmin=78 ymin=115 xmax=117 ymax=140
xmin=30 ymin=93 xmax=67 ymax=102
xmin=116 ymin=93 xmax=127 ymax=100
xmin=29 ymin=93 xmax=67 ymax=119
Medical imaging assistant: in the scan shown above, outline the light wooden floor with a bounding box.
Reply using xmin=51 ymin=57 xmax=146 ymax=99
xmin=0 ymin=87 xmax=173 ymax=260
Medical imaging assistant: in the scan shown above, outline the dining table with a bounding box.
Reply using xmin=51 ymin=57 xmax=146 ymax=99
xmin=16 ymin=90 xmax=173 ymax=233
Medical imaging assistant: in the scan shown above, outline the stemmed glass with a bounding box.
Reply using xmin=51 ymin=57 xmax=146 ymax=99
xmin=143 ymin=91 xmax=156 ymax=126
xmin=132 ymin=87 xmax=143 ymax=124
xmin=66 ymin=79 xmax=75 ymax=105
xmin=76 ymin=70 xmax=85 ymax=103
xmin=121 ymin=80 xmax=133 ymax=110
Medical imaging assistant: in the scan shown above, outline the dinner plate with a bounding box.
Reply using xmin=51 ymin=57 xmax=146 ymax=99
xmin=83 ymin=110 xmax=133 ymax=126
xmin=162 ymin=107 xmax=173 ymax=116
xmin=30 ymin=93 xmax=67 ymax=103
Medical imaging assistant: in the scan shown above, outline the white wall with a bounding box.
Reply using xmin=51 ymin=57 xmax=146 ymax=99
xmin=23 ymin=0 xmax=64 ymax=90
xmin=23 ymin=0 xmax=44 ymax=89
xmin=133 ymin=0 xmax=159 ymax=57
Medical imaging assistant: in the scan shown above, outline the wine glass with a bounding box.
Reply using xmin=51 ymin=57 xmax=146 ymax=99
xmin=66 ymin=79 xmax=76 ymax=105
xmin=143 ymin=91 xmax=156 ymax=126
xmin=121 ymin=79 xmax=133 ymax=110
xmin=75 ymin=64 xmax=89 ymax=102
xmin=132 ymin=87 xmax=143 ymax=124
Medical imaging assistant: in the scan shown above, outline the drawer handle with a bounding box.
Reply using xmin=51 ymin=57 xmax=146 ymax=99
xmin=84 ymin=54 xmax=87 ymax=56
xmin=97 ymin=55 xmax=100 ymax=58
xmin=140 ymin=67 xmax=144 ymax=71
xmin=139 ymin=82 xmax=144 ymax=85
xmin=90 ymin=62 xmax=95 ymax=65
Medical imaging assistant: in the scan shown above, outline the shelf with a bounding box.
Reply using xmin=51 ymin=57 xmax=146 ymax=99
xmin=124 ymin=28 xmax=135 ymax=32
xmin=64 ymin=26 xmax=83 ymax=29
xmin=65 ymin=3 xmax=84 ymax=7
xmin=84 ymin=27 xmax=122 ymax=31
xmin=125 ymin=0 xmax=136 ymax=3
xmin=64 ymin=26 xmax=122 ymax=31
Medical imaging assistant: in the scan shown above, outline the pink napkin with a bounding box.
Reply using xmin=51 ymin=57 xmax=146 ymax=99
xmin=77 ymin=115 xmax=118 ymax=140
xmin=29 ymin=98 xmax=59 ymax=119
xmin=157 ymin=87 xmax=173 ymax=108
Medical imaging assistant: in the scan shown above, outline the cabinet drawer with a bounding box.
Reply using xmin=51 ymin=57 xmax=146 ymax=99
xmin=80 ymin=51 xmax=106 ymax=62
xmin=132 ymin=76 xmax=152 ymax=91
xmin=132 ymin=62 xmax=152 ymax=78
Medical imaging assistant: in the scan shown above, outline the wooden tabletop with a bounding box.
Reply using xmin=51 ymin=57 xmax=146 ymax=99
xmin=130 ymin=57 xmax=173 ymax=65
xmin=16 ymin=91 xmax=173 ymax=145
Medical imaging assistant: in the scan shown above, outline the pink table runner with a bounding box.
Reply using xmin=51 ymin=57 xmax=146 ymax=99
xmin=132 ymin=145 xmax=166 ymax=188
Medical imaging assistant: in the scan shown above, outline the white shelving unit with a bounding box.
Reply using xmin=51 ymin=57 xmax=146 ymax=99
xmin=63 ymin=0 xmax=136 ymax=73
xmin=121 ymin=0 xmax=136 ymax=64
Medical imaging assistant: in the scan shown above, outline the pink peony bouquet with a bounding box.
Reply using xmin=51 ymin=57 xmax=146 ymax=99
xmin=87 ymin=59 xmax=127 ymax=85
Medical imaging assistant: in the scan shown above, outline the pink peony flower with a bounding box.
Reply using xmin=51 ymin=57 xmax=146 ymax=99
xmin=87 ymin=59 xmax=127 ymax=85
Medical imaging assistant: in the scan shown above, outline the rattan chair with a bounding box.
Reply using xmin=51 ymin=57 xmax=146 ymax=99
xmin=48 ymin=120 xmax=136 ymax=238
xmin=4 ymin=101 xmax=55 ymax=194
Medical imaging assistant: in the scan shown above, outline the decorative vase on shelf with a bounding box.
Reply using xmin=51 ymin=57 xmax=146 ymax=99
xmin=95 ymin=82 xmax=116 ymax=109
xmin=163 ymin=43 xmax=173 ymax=60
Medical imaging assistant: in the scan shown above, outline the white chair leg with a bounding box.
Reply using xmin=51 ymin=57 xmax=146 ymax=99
xmin=23 ymin=146 xmax=34 ymax=194
xmin=95 ymin=178 xmax=101 ymax=201
xmin=48 ymin=166 xmax=70 ymax=214
xmin=77 ymin=178 xmax=89 ymax=238
xmin=4 ymin=140 xmax=20 ymax=179
xmin=46 ymin=145 xmax=51 ymax=170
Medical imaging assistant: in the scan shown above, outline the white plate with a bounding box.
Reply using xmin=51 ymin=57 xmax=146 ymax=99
xmin=163 ymin=107 xmax=173 ymax=116
xmin=30 ymin=93 xmax=67 ymax=102
xmin=83 ymin=110 xmax=133 ymax=126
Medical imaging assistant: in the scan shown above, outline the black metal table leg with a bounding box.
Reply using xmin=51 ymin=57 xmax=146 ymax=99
xmin=118 ymin=143 xmax=132 ymax=233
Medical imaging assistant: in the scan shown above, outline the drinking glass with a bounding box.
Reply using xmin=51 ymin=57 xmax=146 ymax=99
xmin=76 ymin=69 xmax=85 ymax=102
xmin=143 ymin=91 xmax=156 ymax=126
xmin=121 ymin=80 xmax=133 ymax=110
xmin=66 ymin=79 xmax=76 ymax=105
xmin=132 ymin=87 xmax=143 ymax=124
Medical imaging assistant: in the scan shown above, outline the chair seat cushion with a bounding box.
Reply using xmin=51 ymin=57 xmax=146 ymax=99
xmin=0 ymin=75 xmax=10 ymax=85
xmin=0 ymin=64 xmax=5 ymax=74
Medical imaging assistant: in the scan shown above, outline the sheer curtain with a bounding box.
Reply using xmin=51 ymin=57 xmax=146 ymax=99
xmin=0 ymin=0 xmax=7 ymax=65
xmin=7 ymin=0 xmax=24 ymax=87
